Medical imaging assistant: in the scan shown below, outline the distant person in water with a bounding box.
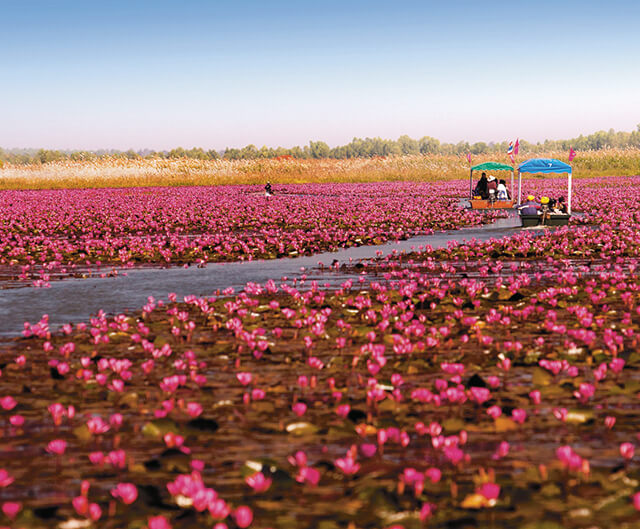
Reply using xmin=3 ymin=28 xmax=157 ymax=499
xmin=473 ymin=173 xmax=489 ymax=199
xmin=265 ymin=182 xmax=273 ymax=197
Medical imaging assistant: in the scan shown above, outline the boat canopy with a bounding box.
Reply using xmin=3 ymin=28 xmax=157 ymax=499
xmin=469 ymin=162 xmax=515 ymax=201
xmin=471 ymin=162 xmax=514 ymax=172
xmin=516 ymin=158 xmax=573 ymax=214
xmin=518 ymin=158 xmax=572 ymax=175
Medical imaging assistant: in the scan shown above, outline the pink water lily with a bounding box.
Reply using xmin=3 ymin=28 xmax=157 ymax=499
xmin=111 ymin=482 xmax=138 ymax=504
xmin=245 ymin=472 xmax=272 ymax=493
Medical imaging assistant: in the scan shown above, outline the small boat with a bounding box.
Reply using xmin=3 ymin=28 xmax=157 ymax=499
xmin=467 ymin=162 xmax=515 ymax=210
xmin=517 ymin=159 xmax=573 ymax=228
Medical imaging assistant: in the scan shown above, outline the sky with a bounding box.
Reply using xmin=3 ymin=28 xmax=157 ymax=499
xmin=1 ymin=0 xmax=639 ymax=150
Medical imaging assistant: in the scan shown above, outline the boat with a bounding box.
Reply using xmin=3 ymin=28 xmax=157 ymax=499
xmin=517 ymin=158 xmax=573 ymax=227
xmin=468 ymin=162 xmax=516 ymax=209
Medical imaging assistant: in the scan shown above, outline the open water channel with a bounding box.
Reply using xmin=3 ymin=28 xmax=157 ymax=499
xmin=0 ymin=215 xmax=527 ymax=337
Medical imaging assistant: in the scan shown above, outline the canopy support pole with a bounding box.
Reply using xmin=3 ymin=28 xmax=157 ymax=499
xmin=517 ymin=170 xmax=522 ymax=206
xmin=469 ymin=169 xmax=473 ymax=199
xmin=567 ymin=170 xmax=572 ymax=214
xmin=510 ymin=169 xmax=514 ymax=204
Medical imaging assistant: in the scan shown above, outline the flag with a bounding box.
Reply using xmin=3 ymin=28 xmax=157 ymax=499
xmin=509 ymin=153 xmax=515 ymax=164
xmin=569 ymin=148 xmax=576 ymax=162
xmin=467 ymin=153 xmax=472 ymax=164
xmin=514 ymin=138 xmax=519 ymax=156
xmin=507 ymin=141 xmax=514 ymax=155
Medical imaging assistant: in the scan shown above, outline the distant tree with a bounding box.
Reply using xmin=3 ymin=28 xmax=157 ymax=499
xmin=309 ymin=140 xmax=330 ymax=159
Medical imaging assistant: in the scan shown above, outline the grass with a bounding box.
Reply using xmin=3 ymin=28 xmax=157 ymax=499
xmin=0 ymin=149 xmax=639 ymax=190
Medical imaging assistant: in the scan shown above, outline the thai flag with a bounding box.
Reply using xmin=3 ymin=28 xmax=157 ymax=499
xmin=507 ymin=141 xmax=514 ymax=155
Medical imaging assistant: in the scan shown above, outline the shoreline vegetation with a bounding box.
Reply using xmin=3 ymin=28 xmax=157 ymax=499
xmin=1 ymin=149 xmax=639 ymax=190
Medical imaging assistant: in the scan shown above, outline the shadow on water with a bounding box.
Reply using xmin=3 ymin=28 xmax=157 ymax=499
xmin=0 ymin=214 xmax=526 ymax=336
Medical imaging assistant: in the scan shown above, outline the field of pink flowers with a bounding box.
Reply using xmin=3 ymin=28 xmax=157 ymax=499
xmin=0 ymin=182 xmax=504 ymax=288
xmin=0 ymin=176 xmax=639 ymax=529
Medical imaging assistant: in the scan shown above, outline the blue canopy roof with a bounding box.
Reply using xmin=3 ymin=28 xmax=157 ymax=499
xmin=518 ymin=158 xmax=572 ymax=174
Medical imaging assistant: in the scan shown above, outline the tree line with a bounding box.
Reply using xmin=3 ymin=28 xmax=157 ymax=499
xmin=2 ymin=126 xmax=639 ymax=165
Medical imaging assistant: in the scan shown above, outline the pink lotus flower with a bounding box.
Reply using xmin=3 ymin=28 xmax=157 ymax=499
xmin=360 ymin=443 xmax=377 ymax=458
xmin=0 ymin=396 xmax=17 ymax=411
xmin=0 ymin=470 xmax=14 ymax=488
xmin=111 ymin=482 xmax=138 ymax=504
xmin=296 ymin=466 xmax=320 ymax=486
xmin=86 ymin=416 xmax=110 ymax=435
xmin=512 ymin=408 xmax=527 ymax=424
xmin=46 ymin=439 xmax=67 ymax=455
xmin=2 ymin=501 xmax=21 ymax=520
xmin=335 ymin=455 xmax=360 ymax=475
xmin=245 ymin=472 xmax=272 ymax=493
xmin=209 ymin=498 xmax=230 ymax=520
xmin=236 ymin=372 xmax=253 ymax=386
xmin=553 ymin=408 xmax=568 ymax=422
xmin=469 ymin=387 xmax=491 ymax=404
xmin=425 ymin=467 xmax=442 ymax=483
xmin=72 ymin=496 xmax=88 ymax=516
xmin=620 ymin=442 xmax=635 ymax=460
xmin=420 ymin=502 xmax=436 ymax=521
xmin=9 ymin=415 xmax=24 ymax=427
xmin=292 ymin=402 xmax=307 ymax=417
xmin=633 ymin=491 xmax=640 ymax=511
xmin=186 ymin=402 xmax=203 ymax=417
xmin=529 ymin=390 xmax=541 ymax=405
xmin=147 ymin=515 xmax=172 ymax=529
xmin=233 ymin=506 xmax=253 ymax=528
xmin=478 ymin=482 xmax=500 ymax=502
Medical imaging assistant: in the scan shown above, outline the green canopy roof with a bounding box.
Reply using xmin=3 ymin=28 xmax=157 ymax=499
xmin=471 ymin=162 xmax=514 ymax=172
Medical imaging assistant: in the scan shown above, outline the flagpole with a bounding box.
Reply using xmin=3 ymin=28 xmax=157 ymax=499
xmin=467 ymin=153 xmax=473 ymax=199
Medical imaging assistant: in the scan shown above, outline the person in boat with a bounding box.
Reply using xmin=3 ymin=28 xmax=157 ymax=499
xmin=265 ymin=182 xmax=274 ymax=197
xmin=518 ymin=195 xmax=541 ymax=215
xmin=473 ymin=173 xmax=489 ymax=199
xmin=486 ymin=175 xmax=498 ymax=201
xmin=496 ymin=179 xmax=509 ymax=200
xmin=556 ymin=196 xmax=568 ymax=214
xmin=540 ymin=196 xmax=551 ymax=223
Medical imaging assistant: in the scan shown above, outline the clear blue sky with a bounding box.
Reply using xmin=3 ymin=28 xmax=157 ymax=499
xmin=2 ymin=0 xmax=639 ymax=150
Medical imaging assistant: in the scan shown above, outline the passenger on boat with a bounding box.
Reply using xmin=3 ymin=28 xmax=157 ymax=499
xmin=265 ymin=182 xmax=274 ymax=197
xmin=486 ymin=175 xmax=498 ymax=201
xmin=496 ymin=179 xmax=509 ymax=200
xmin=473 ymin=173 xmax=489 ymax=199
xmin=556 ymin=196 xmax=568 ymax=214
xmin=540 ymin=196 xmax=551 ymax=222
xmin=519 ymin=195 xmax=540 ymax=215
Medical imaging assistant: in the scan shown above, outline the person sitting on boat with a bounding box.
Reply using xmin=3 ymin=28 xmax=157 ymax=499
xmin=496 ymin=179 xmax=509 ymax=200
xmin=265 ymin=181 xmax=274 ymax=197
xmin=486 ymin=175 xmax=498 ymax=201
xmin=518 ymin=195 xmax=541 ymax=215
xmin=473 ymin=173 xmax=489 ymax=199
xmin=556 ymin=196 xmax=568 ymax=214
xmin=540 ymin=196 xmax=551 ymax=222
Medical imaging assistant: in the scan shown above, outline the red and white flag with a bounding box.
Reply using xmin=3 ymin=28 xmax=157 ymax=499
xmin=467 ymin=153 xmax=472 ymax=164
xmin=514 ymin=138 xmax=519 ymax=156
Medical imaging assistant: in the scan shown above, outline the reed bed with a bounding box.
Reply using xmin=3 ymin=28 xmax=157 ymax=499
xmin=1 ymin=149 xmax=639 ymax=190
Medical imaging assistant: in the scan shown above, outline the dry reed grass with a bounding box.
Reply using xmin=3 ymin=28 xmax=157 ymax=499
xmin=1 ymin=149 xmax=639 ymax=190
